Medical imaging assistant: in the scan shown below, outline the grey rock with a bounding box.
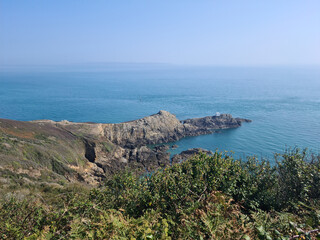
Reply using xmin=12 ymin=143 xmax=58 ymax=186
xmin=172 ymin=148 xmax=213 ymax=164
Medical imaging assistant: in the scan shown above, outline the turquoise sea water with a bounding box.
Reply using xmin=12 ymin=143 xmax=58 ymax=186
xmin=0 ymin=66 xmax=319 ymax=160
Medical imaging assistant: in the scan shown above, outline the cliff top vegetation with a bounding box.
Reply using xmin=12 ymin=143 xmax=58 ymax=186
xmin=1 ymin=149 xmax=319 ymax=239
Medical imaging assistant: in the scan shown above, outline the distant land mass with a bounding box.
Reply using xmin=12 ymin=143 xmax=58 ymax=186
xmin=0 ymin=111 xmax=251 ymax=185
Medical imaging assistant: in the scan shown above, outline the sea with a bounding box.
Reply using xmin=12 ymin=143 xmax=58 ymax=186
xmin=1 ymin=65 xmax=320 ymax=161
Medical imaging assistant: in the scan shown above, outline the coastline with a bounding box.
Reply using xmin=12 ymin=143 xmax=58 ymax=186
xmin=0 ymin=111 xmax=251 ymax=185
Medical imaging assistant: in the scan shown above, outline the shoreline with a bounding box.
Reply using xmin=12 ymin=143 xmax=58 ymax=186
xmin=0 ymin=111 xmax=251 ymax=185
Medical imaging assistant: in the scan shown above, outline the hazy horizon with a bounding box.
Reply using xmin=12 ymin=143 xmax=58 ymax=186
xmin=1 ymin=62 xmax=320 ymax=73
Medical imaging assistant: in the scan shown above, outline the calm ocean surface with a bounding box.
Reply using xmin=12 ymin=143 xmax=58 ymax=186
xmin=1 ymin=66 xmax=319 ymax=160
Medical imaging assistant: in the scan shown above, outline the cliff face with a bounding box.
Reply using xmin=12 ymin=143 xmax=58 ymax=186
xmin=0 ymin=111 xmax=251 ymax=185
xmin=103 ymin=110 xmax=185 ymax=147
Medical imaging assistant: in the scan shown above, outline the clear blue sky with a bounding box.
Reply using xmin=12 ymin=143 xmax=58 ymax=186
xmin=1 ymin=0 xmax=320 ymax=66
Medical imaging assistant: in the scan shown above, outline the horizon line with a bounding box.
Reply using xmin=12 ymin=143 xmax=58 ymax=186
xmin=1 ymin=62 xmax=320 ymax=69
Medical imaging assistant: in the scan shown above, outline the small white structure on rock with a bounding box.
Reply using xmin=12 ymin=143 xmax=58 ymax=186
xmin=215 ymin=112 xmax=221 ymax=117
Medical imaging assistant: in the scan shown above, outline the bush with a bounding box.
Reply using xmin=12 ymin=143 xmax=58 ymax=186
xmin=1 ymin=149 xmax=320 ymax=239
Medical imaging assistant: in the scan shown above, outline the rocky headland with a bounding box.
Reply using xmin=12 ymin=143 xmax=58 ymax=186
xmin=0 ymin=111 xmax=251 ymax=185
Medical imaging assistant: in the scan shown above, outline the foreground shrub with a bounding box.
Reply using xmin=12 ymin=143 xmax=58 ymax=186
xmin=0 ymin=149 xmax=319 ymax=239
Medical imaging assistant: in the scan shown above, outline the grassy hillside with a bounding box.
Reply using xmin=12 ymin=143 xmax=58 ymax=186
xmin=1 ymin=149 xmax=320 ymax=239
xmin=0 ymin=119 xmax=90 ymax=185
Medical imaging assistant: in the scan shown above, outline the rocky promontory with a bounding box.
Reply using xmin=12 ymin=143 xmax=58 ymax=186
xmin=0 ymin=111 xmax=251 ymax=185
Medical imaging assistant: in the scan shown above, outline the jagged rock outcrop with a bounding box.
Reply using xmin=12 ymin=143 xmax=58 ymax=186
xmin=103 ymin=110 xmax=185 ymax=147
xmin=104 ymin=111 xmax=251 ymax=147
xmin=172 ymin=148 xmax=213 ymax=164
xmin=0 ymin=111 xmax=251 ymax=185
xmin=182 ymin=114 xmax=251 ymax=135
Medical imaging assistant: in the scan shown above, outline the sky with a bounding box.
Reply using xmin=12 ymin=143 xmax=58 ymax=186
xmin=1 ymin=0 xmax=320 ymax=66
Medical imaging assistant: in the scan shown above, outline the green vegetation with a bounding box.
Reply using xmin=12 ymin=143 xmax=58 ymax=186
xmin=102 ymin=141 xmax=114 ymax=153
xmin=1 ymin=149 xmax=320 ymax=239
xmin=0 ymin=131 xmax=87 ymax=182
